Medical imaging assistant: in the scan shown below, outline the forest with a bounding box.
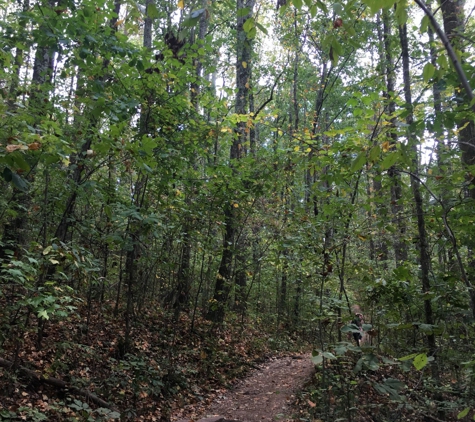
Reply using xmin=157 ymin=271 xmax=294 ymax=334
xmin=1 ymin=0 xmax=475 ymax=420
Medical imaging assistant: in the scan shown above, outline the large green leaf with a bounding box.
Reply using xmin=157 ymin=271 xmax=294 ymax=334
xmin=380 ymin=151 xmax=400 ymax=170
xmin=413 ymin=353 xmax=428 ymax=370
xmin=422 ymin=63 xmax=435 ymax=83
xmin=11 ymin=173 xmax=28 ymax=191
xmin=350 ymin=151 xmax=366 ymax=172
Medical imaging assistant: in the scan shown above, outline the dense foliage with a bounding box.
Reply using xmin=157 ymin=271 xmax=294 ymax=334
xmin=1 ymin=0 xmax=475 ymax=420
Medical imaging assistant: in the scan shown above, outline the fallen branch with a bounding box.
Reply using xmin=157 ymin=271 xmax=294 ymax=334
xmin=0 ymin=357 xmax=119 ymax=412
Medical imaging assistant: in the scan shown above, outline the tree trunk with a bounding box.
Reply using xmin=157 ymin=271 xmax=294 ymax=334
xmin=441 ymin=0 xmax=475 ymax=176
xmin=398 ymin=21 xmax=439 ymax=380
xmin=122 ymin=0 xmax=153 ymax=350
xmin=382 ymin=9 xmax=407 ymax=264
xmin=207 ymin=0 xmax=254 ymax=322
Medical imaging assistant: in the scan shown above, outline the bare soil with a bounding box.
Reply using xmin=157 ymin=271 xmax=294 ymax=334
xmin=180 ymin=354 xmax=314 ymax=422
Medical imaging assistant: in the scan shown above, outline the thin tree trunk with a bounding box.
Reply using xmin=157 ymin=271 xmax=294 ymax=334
xmin=122 ymin=0 xmax=153 ymax=350
xmin=382 ymin=9 xmax=407 ymax=264
xmin=398 ymin=21 xmax=439 ymax=380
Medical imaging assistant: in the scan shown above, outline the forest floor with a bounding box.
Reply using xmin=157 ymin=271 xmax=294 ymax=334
xmin=173 ymin=354 xmax=314 ymax=422
xmin=0 ymin=300 xmax=311 ymax=421
xmin=0 ymin=300 xmax=472 ymax=421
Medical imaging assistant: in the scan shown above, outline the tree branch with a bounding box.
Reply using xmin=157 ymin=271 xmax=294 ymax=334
xmin=414 ymin=0 xmax=474 ymax=101
xmin=253 ymin=66 xmax=286 ymax=118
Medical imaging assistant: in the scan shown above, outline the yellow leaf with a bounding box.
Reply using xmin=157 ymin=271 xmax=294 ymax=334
xmin=428 ymin=169 xmax=432 ymax=175
xmin=306 ymin=147 xmax=312 ymax=153
xmin=382 ymin=141 xmax=390 ymax=152
xmin=233 ymin=202 xmax=239 ymax=208
xmin=357 ymin=234 xmax=367 ymax=241
xmin=114 ymin=19 xmax=124 ymax=26
xmin=242 ymin=61 xmax=247 ymax=68
xmin=245 ymin=82 xmax=250 ymax=89
xmin=178 ymin=0 xmax=184 ymax=9
xmin=294 ymin=146 xmax=300 ymax=152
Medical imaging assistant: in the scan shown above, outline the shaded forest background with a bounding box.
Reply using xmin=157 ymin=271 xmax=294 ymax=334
xmin=1 ymin=0 xmax=475 ymax=420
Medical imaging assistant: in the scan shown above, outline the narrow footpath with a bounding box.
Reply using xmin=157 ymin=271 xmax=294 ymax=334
xmin=177 ymin=354 xmax=314 ymax=422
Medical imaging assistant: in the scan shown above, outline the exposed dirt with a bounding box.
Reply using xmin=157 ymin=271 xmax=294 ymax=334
xmin=178 ymin=354 xmax=314 ymax=422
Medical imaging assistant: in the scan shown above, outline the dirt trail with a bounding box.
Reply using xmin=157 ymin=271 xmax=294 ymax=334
xmin=178 ymin=354 xmax=314 ymax=422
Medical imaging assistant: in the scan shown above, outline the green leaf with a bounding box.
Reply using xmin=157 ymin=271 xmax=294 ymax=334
xmin=457 ymin=407 xmax=470 ymax=419
xmin=380 ymin=151 xmax=400 ymax=170
xmin=311 ymin=351 xmax=323 ymax=365
xmin=146 ymin=2 xmax=160 ymax=19
xmin=293 ymin=0 xmax=303 ymax=10
xmin=395 ymin=0 xmax=408 ymax=25
xmin=350 ymin=151 xmax=366 ymax=172
xmin=353 ymin=357 xmax=363 ymax=373
xmin=346 ymin=26 xmax=356 ymax=37
xmin=11 ymin=173 xmax=28 ymax=191
xmin=183 ymin=16 xmax=200 ymax=27
xmin=333 ymin=343 xmax=350 ymax=355
xmin=332 ymin=2 xmax=343 ymax=14
xmin=331 ymin=39 xmax=344 ymax=56
xmin=2 ymin=167 xmax=13 ymax=182
xmin=104 ymin=205 xmax=112 ymax=219
xmin=422 ymin=63 xmax=435 ymax=83
xmin=381 ymin=0 xmax=396 ymax=9
xmin=413 ymin=353 xmax=428 ymax=370
xmin=366 ymin=353 xmax=380 ymax=371
xmin=309 ymin=4 xmax=317 ymax=16
xmin=43 ymin=154 xmax=60 ymax=165
xmin=420 ymin=15 xmax=430 ymax=33
xmin=243 ymin=17 xmax=255 ymax=32
xmin=237 ymin=7 xmax=250 ymax=17
xmin=13 ymin=153 xmax=31 ymax=172
xmin=329 ymin=46 xmax=339 ymax=65
xmin=437 ymin=54 xmax=448 ymax=70
xmin=341 ymin=323 xmax=361 ymax=333
xmin=369 ymin=145 xmax=381 ymax=162
xmin=255 ymin=22 xmax=268 ymax=35
xmin=322 ymin=351 xmax=337 ymax=360
xmin=38 ymin=309 xmax=49 ymax=320
xmin=316 ymin=0 xmax=328 ymax=13
xmin=247 ymin=27 xmax=257 ymax=39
